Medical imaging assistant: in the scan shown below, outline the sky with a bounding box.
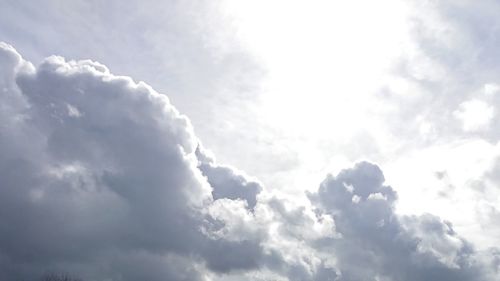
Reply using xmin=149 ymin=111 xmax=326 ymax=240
xmin=2 ymin=0 xmax=500 ymax=280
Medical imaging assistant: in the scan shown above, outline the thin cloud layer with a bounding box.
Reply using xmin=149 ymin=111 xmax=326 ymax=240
xmin=375 ymin=0 xmax=500 ymax=249
xmin=0 ymin=43 xmax=498 ymax=280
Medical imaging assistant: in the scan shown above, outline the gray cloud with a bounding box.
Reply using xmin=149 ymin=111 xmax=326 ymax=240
xmin=0 ymin=0 xmax=266 ymax=189
xmin=1 ymin=42 xmax=499 ymax=281
xmin=309 ymin=162 xmax=492 ymax=281
xmin=196 ymin=146 xmax=262 ymax=210
xmin=0 ymin=42 xmax=265 ymax=281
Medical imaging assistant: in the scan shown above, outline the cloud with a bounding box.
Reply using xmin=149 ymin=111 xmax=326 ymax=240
xmin=196 ymin=145 xmax=262 ymax=210
xmin=308 ymin=162 xmax=493 ymax=281
xmin=0 ymin=42 xmax=265 ymax=281
xmin=381 ymin=0 xmax=500 ymax=143
xmin=0 ymin=42 xmax=499 ymax=281
xmin=0 ymin=0 xmax=264 ymax=180
xmin=376 ymin=0 xmax=500 ymax=250
xmin=453 ymin=99 xmax=494 ymax=132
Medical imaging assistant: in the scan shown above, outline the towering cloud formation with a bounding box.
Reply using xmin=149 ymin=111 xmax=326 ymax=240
xmin=0 ymin=42 xmax=210 ymax=280
xmin=0 ymin=42 xmax=498 ymax=280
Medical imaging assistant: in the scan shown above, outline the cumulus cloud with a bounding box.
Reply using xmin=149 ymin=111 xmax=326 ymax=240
xmin=309 ymin=162 xmax=492 ymax=281
xmin=196 ymin=145 xmax=262 ymax=210
xmin=0 ymin=42 xmax=263 ymax=281
xmin=0 ymin=42 xmax=499 ymax=281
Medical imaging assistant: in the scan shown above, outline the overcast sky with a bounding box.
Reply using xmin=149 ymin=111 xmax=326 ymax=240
xmin=2 ymin=0 xmax=500 ymax=280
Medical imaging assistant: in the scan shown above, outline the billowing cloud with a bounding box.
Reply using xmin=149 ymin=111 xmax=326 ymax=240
xmin=0 ymin=42 xmax=499 ymax=281
xmin=196 ymin=145 xmax=262 ymax=210
xmin=0 ymin=42 xmax=263 ymax=281
xmin=309 ymin=162 xmax=491 ymax=281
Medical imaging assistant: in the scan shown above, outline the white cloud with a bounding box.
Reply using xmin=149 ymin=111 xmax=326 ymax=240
xmin=484 ymin=84 xmax=500 ymax=96
xmin=454 ymin=99 xmax=494 ymax=132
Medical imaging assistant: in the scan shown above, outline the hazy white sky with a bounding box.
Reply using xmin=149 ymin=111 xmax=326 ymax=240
xmin=2 ymin=0 xmax=500 ymax=280
xmin=220 ymin=0 xmax=500 ymax=250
